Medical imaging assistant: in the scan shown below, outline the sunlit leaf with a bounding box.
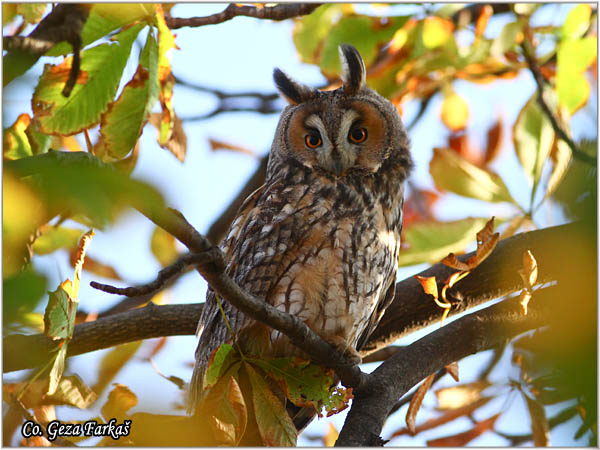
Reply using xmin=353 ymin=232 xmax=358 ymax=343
xmin=390 ymin=396 xmax=492 ymax=438
xmin=246 ymin=363 xmax=297 ymax=446
xmin=422 ymin=16 xmax=454 ymax=49
xmin=48 ymin=344 xmax=68 ymax=395
xmin=513 ymin=4 xmax=539 ymax=16
xmin=69 ymin=250 xmax=122 ymax=280
xmin=322 ymin=423 xmax=339 ymax=447
xmin=435 ymin=380 xmax=491 ymax=410
xmin=101 ymin=383 xmax=138 ymax=420
xmin=519 ymin=290 xmax=532 ymax=315
xmin=151 ymin=225 xmax=180 ymax=267
xmin=562 ymin=4 xmax=592 ymax=40
xmin=513 ymin=95 xmax=554 ymax=184
xmin=319 ymin=15 xmax=410 ymax=77
xmin=426 ymin=413 xmax=500 ymax=446
xmin=399 ymin=217 xmax=490 ymax=266
xmin=205 ymin=344 xmax=238 ymax=390
xmin=474 ymin=5 xmax=493 ymax=38
xmin=445 ymin=362 xmax=459 ymax=382
xmin=7 ymin=375 xmax=97 ymax=410
xmin=32 ymin=23 xmax=144 ymax=135
xmin=3 ymin=3 xmax=17 ymax=25
xmin=556 ymin=36 xmax=597 ymax=114
xmin=442 ymin=217 xmax=499 ymax=270
xmin=32 ymin=226 xmax=84 ymax=255
xmin=490 ymin=21 xmax=522 ymax=58
xmin=93 ymin=342 xmax=143 ymax=396
xmin=3 ymin=267 xmax=47 ymax=326
xmin=523 ymin=393 xmax=550 ymax=446
xmin=518 ymin=250 xmax=538 ymax=289
xmin=6 ymin=151 xmax=165 ymax=228
xmin=203 ymin=376 xmax=247 ymax=445
xmin=44 ymin=280 xmax=77 ymax=340
xmin=543 ymin=137 xmax=571 ymax=203
xmin=17 ymin=3 xmax=48 ymax=24
xmin=414 ymin=275 xmax=438 ymax=299
xmin=406 ymin=373 xmax=436 ymax=435
xmin=441 ymin=92 xmax=469 ymax=131
xmin=293 ymin=5 xmax=347 ymax=64
xmin=430 ymin=147 xmax=515 ymax=203
xmin=3 ymin=114 xmax=33 ymax=160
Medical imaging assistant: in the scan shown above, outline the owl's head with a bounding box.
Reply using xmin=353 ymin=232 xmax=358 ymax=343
xmin=270 ymin=44 xmax=411 ymax=178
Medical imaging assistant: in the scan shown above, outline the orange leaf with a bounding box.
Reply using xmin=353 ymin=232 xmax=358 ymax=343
xmin=475 ymin=5 xmax=493 ymax=38
xmin=441 ymin=253 xmax=471 ymax=271
xmin=519 ymin=290 xmax=532 ymax=315
xmin=414 ymin=275 xmax=438 ymax=299
xmin=426 ymin=412 xmax=501 ymax=446
xmin=101 ymin=383 xmax=138 ymax=420
xmin=406 ymin=373 xmax=436 ymax=435
xmin=518 ymin=250 xmax=538 ymax=289
xmin=208 ymin=138 xmax=257 ymax=158
xmin=445 ymin=362 xmax=459 ymax=382
xmin=484 ymin=119 xmax=503 ymax=165
xmin=435 ymin=381 xmax=491 ymax=410
xmin=523 ymin=393 xmax=549 ymax=446
xmin=445 ymin=270 xmax=470 ymax=288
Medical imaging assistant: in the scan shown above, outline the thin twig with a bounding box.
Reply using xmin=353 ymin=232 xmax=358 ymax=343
xmin=165 ymin=3 xmax=322 ymax=29
xmin=521 ymin=41 xmax=596 ymax=166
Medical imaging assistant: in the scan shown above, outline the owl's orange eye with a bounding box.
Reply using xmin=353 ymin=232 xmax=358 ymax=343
xmin=305 ymin=132 xmax=322 ymax=149
xmin=349 ymin=127 xmax=367 ymax=144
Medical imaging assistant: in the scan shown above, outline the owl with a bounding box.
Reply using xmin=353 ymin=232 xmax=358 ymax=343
xmin=189 ymin=44 xmax=413 ymax=431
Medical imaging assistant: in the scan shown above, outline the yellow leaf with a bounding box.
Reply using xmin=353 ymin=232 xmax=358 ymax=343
xmin=101 ymin=383 xmax=138 ymax=420
xmin=423 ymin=17 xmax=453 ymax=49
xmin=441 ymin=92 xmax=469 ymax=131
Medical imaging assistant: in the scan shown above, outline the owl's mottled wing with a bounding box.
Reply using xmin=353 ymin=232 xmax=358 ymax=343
xmin=188 ymin=183 xmax=267 ymax=412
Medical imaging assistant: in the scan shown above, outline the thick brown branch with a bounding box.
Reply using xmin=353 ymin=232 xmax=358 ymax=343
xmin=165 ymin=3 xmax=322 ymax=29
xmin=335 ymin=289 xmax=551 ymax=446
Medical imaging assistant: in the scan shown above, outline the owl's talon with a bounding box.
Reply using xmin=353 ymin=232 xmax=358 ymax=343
xmin=328 ymin=336 xmax=362 ymax=365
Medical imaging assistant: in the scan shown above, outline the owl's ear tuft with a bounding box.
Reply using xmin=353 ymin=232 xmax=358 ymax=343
xmin=273 ymin=68 xmax=314 ymax=105
xmin=339 ymin=44 xmax=366 ymax=95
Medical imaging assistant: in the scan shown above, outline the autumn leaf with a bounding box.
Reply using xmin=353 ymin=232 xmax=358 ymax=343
xmin=427 ymin=412 xmax=501 ymax=446
xmin=406 ymin=373 xmax=436 ymax=435
xmin=246 ymin=363 xmax=297 ymax=446
xmin=441 ymin=92 xmax=469 ymax=131
xmin=523 ymin=392 xmax=550 ymax=446
xmin=445 ymin=362 xmax=459 ymax=382
xmin=435 ymin=381 xmax=491 ymax=410
xmin=150 ymin=225 xmax=180 ymax=267
xmin=101 ymin=383 xmax=138 ymax=420
xmin=202 ymin=375 xmax=247 ymax=445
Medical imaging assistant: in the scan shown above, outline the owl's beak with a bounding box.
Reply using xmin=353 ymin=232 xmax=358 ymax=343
xmin=330 ymin=148 xmax=344 ymax=176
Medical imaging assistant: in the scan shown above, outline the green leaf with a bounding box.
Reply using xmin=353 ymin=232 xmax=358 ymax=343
xmin=205 ymin=344 xmax=238 ymax=390
xmin=556 ymin=36 xmax=597 ymax=114
xmin=398 ymin=218 xmax=491 ymax=267
xmin=6 ymin=151 xmax=165 ymax=228
xmin=3 ymin=114 xmax=33 ymax=160
xmin=202 ymin=375 xmax=247 ymax=446
xmin=513 ymin=95 xmax=555 ymax=185
xmin=249 ymin=357 xmax=351 ymax=417
xmin=562 ymin=4 xmax=592 ymax=40
xmin=48 ymin=344 xmax=68 ymax=395
xmin=293 ymin=4 xmax=344 ymax=64
xmin=3 ymin=267 xmax=47 ymax=326
xmin=17 ymin=3 xmax=49 ymax=24
xmin=93 ymin=342 xmax=143 ymax=396
xmin=32 ymin=22 xmax=144 ymax=135
xmin=245 ymin=363 xmax=297 ymax=447
xmin=44 ymin=281 xmax=78 ymax=340
xmin=101 ymin=30 xmax=159 ymax=159
xmin=150 ymin=224 xmax=179 ymax=267
xmin=490 ymin=21 xmax=522 ymax=58
xmin=429 ymin=147 xmax=515 ymax=203
xmin=33 ymin=226 xmax=85 ymax=255
xmin=319 ymin=15 xmax=410 ymax=78
xmin=47 ymin=5 xmax=155 ymax=57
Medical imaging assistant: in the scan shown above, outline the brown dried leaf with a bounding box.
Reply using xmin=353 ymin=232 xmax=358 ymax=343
xmin=476 ymin=216 xmax=495 ymax=245
xmin=391 ymin=396 xmax=492 ymax=438
xmin=208 ymin=137 xmax=257 ymax=158
xmin=484 ymin=119 xmax=503 ymax=165
xmin=426 ymin=412 xmax=501 ymax=446
xmin=445 ymin=362 xmax=459 ymax=382
xmin=519 ymin=290 xmax=532 ymax=315
xmin=73 ymin=229 xmax=94 ymax=298
xmin=435 ymin=381 xmax=491 ymax=410
xmin=101 ymin=383 xmax=138 ymax=420
xmin=523 ymin=393 xmax=550 ymax=446
xmin=406 ymin=373 xmax=436 ymax=435
xmin=475 ymin=5 xmax=493 ymax=37
xmin=518 ymin=250 xmax=538 ymax=289
xmin=441 ymin=253 xmax=471 ymax=271
xmin=69 ymin=250 xmax=122 ymax=280
xmin=414 ymin=275 xmax=438 ymax=299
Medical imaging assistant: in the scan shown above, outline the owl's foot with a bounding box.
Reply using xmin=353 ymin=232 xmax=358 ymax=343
xmin=327 ymin=335 xmax=362 ymax=365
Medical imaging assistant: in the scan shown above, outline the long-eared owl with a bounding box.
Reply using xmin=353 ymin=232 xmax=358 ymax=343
xmin=189 ymin=44 xmax=413 ymax=426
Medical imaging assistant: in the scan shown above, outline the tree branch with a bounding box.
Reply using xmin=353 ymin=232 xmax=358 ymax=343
xmin=521 ymin=40 xmax=596 ymax=166
xmin=335 ymin=288 xmax=551 ymax=446
xmin=4 ymin=222 xmax=585 ymax=375
xmin=165 ymin=3 xmax=322 ymax=29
